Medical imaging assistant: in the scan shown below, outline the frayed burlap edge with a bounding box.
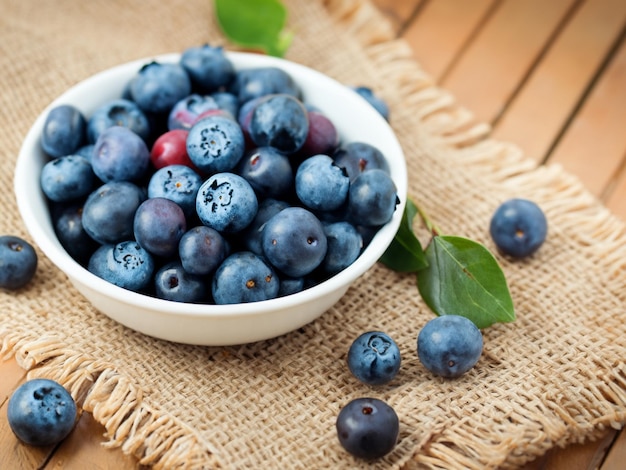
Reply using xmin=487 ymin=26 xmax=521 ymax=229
xmin=1 ymin=332 xmax=221 ymax=469
xmin=3 ymin=0 xmax=626 ymax=469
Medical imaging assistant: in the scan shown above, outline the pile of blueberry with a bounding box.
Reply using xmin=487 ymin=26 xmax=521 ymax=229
xmin=39 ymin=44 xmax=399 ymax=304
xmin=337 ymin=315 xmax=484 ymax=460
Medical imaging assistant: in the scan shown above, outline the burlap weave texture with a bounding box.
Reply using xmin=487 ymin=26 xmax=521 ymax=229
xmin=2 ymin=0 xmax=626 ymax=468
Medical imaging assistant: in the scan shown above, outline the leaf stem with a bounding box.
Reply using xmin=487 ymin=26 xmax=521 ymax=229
xmin=414 ymin=201 xmax=443 ymax=237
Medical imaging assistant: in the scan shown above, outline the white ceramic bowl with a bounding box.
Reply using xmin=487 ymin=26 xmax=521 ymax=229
xmin=14 ymin=52 xmax=407 ymax=346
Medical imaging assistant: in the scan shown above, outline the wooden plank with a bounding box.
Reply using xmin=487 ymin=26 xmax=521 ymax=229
xmin=401 ymin=0 xmax=497 ymax=81
xmin=440 ymin=0 xmax=578 ymax=124
xmin=371 ymin=0 xmax=425 ymax=34
xmin=45 ymin=412 xmax=142 ymax=470
xmin=548 ymin=33 xmax=626 ymax=197
xmin=601 ymin=427 xmax=626 ymax=469
xmin=528 ymin=430 xmax=617 ymax=470
xmin=0 ymin=357 xmax=28 ymax=406
xmin=492 ymin=0 xmax=626 ymax=163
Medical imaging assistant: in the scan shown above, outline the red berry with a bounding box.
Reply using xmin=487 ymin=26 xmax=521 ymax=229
xmin=150 ymin=129 xmax=198 ymax=172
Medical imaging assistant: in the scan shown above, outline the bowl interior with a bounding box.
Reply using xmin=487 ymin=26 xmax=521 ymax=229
xmin=14 ymin=51 xmax=407 ymax=341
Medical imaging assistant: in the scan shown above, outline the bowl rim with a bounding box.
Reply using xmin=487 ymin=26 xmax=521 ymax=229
xmin=14 ymin=51 xmax=408 ymax=320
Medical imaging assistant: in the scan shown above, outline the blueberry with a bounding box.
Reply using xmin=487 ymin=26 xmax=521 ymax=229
xmin=210 ymin=91 xmax=240 ymax=119
xmin=186 ymin=115 xmax=245 ymax=173
xmin=212 ymin=251 xmax=279 ymax=304
xmin=196 ymin=172 xmax=258 ymax=233
xmin=248 ymin=94 xmax=309 ymax=154
xmin=489 ymin=198 xmax=548 ymax=258
xmin=277 ymin=276 xmax=305 ymax=297
xmin=154 ymin=261 xmax=207 ymax=303
xmin=298 ymin=110 xmax=339 ymax=158
xmin=87 ymin=98 xmax=151 ymax=143
xmin=52 ymin=203 xmax=100 ymax=266
xmin=75 ymin=144 xmax=95 ymax=162
xmin=296 ymin=154 xmax=349 ymax=211
xmin=147 ymin=164 xmax=203 ymax=218
xmin=262 ymin=207 xmax=327 ymax=278
xmin=351 ymin=86 xmax=390 ymax=121
xmin=417 ymin=315 xmax=483 ymax=378
xmin=336 ymin=397 xmax=399 ymax=460
xmin=134 ymin=198 xmax=187 ymax=258
xmin=129 ymin=61 xmax=192 ymax=114
xmin=180 ymin=44 xmax=236 ymax=93
xmin=88 ymin=241 xmax=155 ymax=291
xmin=167 ymin=94 xmax=219 ymax=131
xmin=178 ymin=226 xmax=228 ymax=275
xmin=0 ymin=235 xmax=38 ymax=290
xmin=333 ymin=142 xmax=390 ymax=182
xmin=92 ymin=126 xmax=150 ymax=183
xmin=41 ymin=104 xmax=86 ymax=158
xmin=150 ymin=129 xmax=198 ymax=171
xmin=82 ymin=181 xmax=146 ymax=245
xmin=7 ymin=379 xmax=77 ymax=447
xmin=322 ymin=221 xmax=363 ymax=274
xmin=40 ymin=155 xmax=95 ymax=202
xmin=239 ymin=198 xmax=290 ymax=256
xmin=237 ymin=147 xmax=293 ymax=199
xmin=348 ymin=169 xmax=398 ymax=227
xmin=230 ymin=66 xmax=300 ymax=103
xmin=347 ymin=331 xmax=401 ymax=386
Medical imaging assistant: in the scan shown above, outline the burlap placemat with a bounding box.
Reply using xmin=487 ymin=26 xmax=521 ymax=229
xmin=2 ymin=0 xmax=626 ymax=468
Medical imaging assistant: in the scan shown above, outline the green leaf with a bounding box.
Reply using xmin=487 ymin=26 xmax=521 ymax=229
xmin=417 ymin=235 xmax=515 ymax=329
xmin=214 ymin=0 xmax=292 ymax=57
xmin=379 ymin=198 xmax=429 ymax=272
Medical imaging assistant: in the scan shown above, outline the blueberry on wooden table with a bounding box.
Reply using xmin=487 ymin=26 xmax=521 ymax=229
xmin=489 ymin=198 xmax=548 ymax=258
xmin=336 ymin=397 xmax=399 ymax=460
xmin=417 ymin=315 xmax=483 ymax=378
xmin=347 ymin=331 xmax=401 ymax=386
xmin=0 ymin=235 xmax=37 ymax=290
xmin=7 ymin=378 xmax=77 ymax=447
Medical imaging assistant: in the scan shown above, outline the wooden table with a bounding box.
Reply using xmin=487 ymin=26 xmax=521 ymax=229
xmin=2 ymin=0 xmax=626 ymax=468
